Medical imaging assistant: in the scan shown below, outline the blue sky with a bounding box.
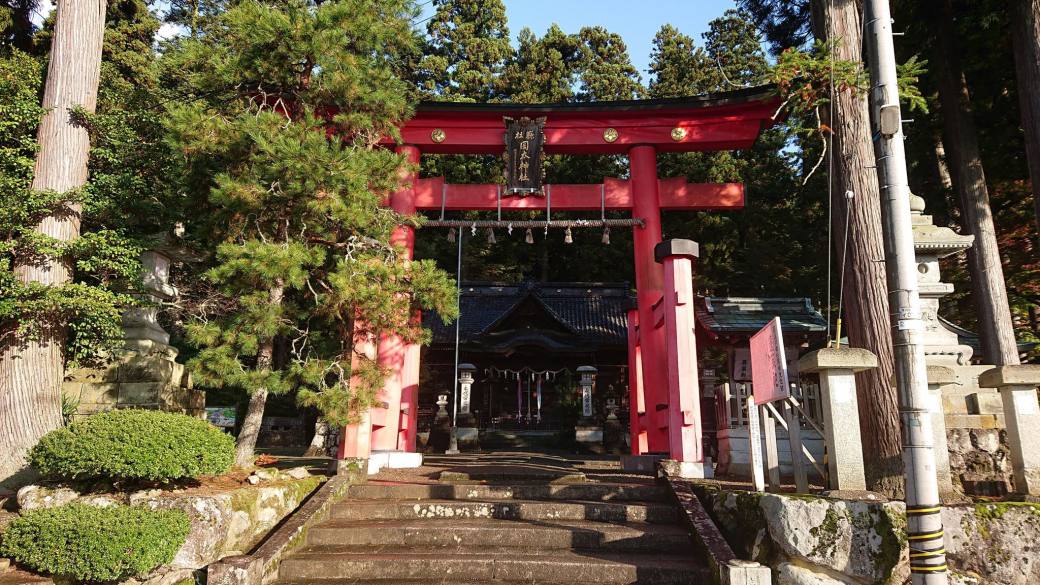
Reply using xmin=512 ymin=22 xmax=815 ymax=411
xmin=420 ymin=0 xmax=740 ymax=80
xmin=35 ymin=0 xmax=740 ymax=77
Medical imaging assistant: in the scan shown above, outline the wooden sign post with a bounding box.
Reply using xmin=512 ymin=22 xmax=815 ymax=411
xmin=746 ymin=394 xmax=766 ymax=492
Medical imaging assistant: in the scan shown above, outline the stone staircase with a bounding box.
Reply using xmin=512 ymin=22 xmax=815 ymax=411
xmin=274 ymin=479 xmax=710 ymax=584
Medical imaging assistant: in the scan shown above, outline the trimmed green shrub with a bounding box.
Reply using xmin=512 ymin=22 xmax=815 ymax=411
xmin=0 ymin=503 xmax=190 ymax=582
xmin=29 ymin=409 xmax=235 ymax=482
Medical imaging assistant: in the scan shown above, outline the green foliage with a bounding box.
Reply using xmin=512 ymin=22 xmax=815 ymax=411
xmin=0 ymin=503 xmax=190 ymax=582
xmin=165 ymin=0 xmax=457 ymax=430
xmin=419 ymin=0 xmax=512 ymax=101
xmin=770 ymin=40 xmax=867 ymax=118
xmin=896 ymin=54 xmax=929 ymax=114
xmin=29 ymin=409 xmax=235 ymax=482
xmin=0 ymin=1 xmax=179 ymax=368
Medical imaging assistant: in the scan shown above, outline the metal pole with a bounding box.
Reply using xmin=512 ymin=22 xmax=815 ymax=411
xmin=865 ymin=2 xmax=948 ymax=583
xmin=451 ymin=231 xmax=463 ymax=428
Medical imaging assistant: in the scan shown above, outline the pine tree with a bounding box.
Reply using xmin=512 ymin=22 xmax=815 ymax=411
xmin=164 ymin=0 xmax=457 ymax=468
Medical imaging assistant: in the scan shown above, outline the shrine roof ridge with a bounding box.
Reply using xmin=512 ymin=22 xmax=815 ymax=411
xmin=457 ymin=281 xmax=633 ymax=297
xmin=414 ymin=85 xmax=778 ymax=115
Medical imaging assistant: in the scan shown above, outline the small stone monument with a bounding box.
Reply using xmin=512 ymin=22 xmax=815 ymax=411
xmin=574 ymin=366 xmax=603 ymax=452
xmin=64 ymin=250 xmax=203 ymax=418
xmin=602 ymin=386 xmax=625 ymax=453
xmin=427 ymin=393 xmax=452 ymax=452
xmin=455 ymin=363 xmax=480 ymax=451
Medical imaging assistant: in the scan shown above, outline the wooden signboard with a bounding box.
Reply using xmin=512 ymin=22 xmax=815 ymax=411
xmin=503 ymin=116 xmax=546 ymax=196
xmin=750 ymin=317 xmax=790 ymax=404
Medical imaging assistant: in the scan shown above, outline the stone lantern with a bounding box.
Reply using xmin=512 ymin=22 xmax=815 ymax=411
xmin=456 ymin=363 xmax=479 ymax=450
xmin=575 ymin=366 xmax=603 ymax=451
xmin=62 ymin=249 xmax=203 ymax=419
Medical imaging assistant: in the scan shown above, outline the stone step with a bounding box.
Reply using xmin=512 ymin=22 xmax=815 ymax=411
xmin=346 ymin=482 xmax=669 ymax=503
xmin=277 ymin=548 xmax=707 ymax=584
xmin=437 ymin=469 xmax=587 ymax=483
xmin=306 ymin=518 xmax=692 ymax=552
xmin=329 ymin=499 xmax=680 ymax=524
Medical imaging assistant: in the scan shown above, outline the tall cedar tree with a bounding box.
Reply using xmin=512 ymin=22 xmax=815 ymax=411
xmin=419 ymin=0 xmax=511 ymax=102
xmin=1 ymin=0 xmax=185 ymax=484
xmin=927 ymin=0 xmax=1020 ymax=365
xmin=1011 ymin=0 xmax=1040 ymax=230
xmin=738 ymin=0 xmax=906 ymax=495
xmin=164 ymin=0 xmax=457 ymax=468
xmin=0 ymin=0 xmax=111 ymax=484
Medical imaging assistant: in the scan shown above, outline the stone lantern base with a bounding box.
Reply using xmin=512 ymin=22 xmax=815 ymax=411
xmin=63 ymin=341 xmax=203 ymax=419
xmin=575 ymin=424 xmax=604 ymax=453
xmin=456 ymin=412 xmax=480 ymax=451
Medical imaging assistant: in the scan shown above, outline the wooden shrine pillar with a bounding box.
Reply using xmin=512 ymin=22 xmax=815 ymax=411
xmin=335 ymin=320 xmax=377 ymax=467
xmin=656 ymin=239 xmax=706 ymax=478
xmin=397 ymin=310 xmax=421 ymax=452
xmin=371 ymin=145 xmax=421 ymax=453
xmin=626 ymin=305 xmax=648 ymax=455
xmin=629 ymin=145 xmax=670 ymax=453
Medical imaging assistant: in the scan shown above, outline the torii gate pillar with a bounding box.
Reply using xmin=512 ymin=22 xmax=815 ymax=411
xmin=371 ymin=145 xmax=422 ymax=454
xmin=629 ymin=145 xmax=670 ymax=453
xmin=655 ymin=239 xmax=706 ymax=478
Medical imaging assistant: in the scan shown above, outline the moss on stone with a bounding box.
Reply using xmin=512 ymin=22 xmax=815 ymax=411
xmin=809 ymin=507 xmax=843 ymax=559
xmin=872 ymin=506 xmax=906 ymax=584
xmin=707 ymin=490 xmax=772 ymax=563
xmin=974 ymin=501 xmax=1040 ymax=522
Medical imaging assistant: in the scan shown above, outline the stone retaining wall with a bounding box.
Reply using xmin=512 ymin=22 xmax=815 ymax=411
xmin=946 ymin=428 xmax=1014 ymax=496
xmin=691 ymin=484 xmax=1040 ymax=585
xmin=7 ymin=471 xmax=323 ymax=585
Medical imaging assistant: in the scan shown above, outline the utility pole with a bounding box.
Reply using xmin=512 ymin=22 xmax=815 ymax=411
xmin=864 ymin=1 xmax=948 ymax=583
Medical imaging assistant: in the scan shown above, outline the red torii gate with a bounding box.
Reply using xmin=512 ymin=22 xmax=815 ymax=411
xmin=336 ymin=87 xmax=779 ymax=475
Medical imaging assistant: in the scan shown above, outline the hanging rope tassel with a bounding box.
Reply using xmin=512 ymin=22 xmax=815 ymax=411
xmin=525 ymin=228 xmax=534 ymax=244
xmin=602 ymin=226 xmax=610 ymax=245
xmin=564 ymin=227 xmax=573 ymax=244
xmin=486 ymin=227 xmax=496 ymax=244
xmin=447 ymin=227 xmax=456 ymax=243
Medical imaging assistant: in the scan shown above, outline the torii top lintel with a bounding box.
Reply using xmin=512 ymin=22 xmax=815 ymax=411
xmin=386 ymin=86 xmax=780 ymax=155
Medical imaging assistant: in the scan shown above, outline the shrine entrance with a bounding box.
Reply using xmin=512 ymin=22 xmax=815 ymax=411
xmin=336 ymin=87 xmax=780 ymax=477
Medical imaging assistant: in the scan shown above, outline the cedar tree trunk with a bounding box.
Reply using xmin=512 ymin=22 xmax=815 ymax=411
xmin=811 ymin=0 xmax=904 ymax=496
xmin=0 ymin=0 xmax=107 ymax=485
xmin=932 ymin=0 xmax=1021 ymax=366
xmin=1011 ymin=0 xmax=1040 ymax=229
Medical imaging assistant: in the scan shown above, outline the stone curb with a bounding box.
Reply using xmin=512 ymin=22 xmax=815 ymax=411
xmin=207 ymin=470 xmax=362 ymax=585
xmin=663 ymin=475 xmax=772 ymax=585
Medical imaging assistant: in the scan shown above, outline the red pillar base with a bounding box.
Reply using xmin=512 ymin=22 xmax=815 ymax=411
xmin=626 ymin=307 xmax=649 ymax=455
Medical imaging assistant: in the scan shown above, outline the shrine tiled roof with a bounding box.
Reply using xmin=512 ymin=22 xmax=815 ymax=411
xmin=424 ymin=284 xmax=828 ymax=348
xmin=425 ymin=282 xmax=632 ymax=346
xmin=695 ymin=297 xmax=828 ymax=335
